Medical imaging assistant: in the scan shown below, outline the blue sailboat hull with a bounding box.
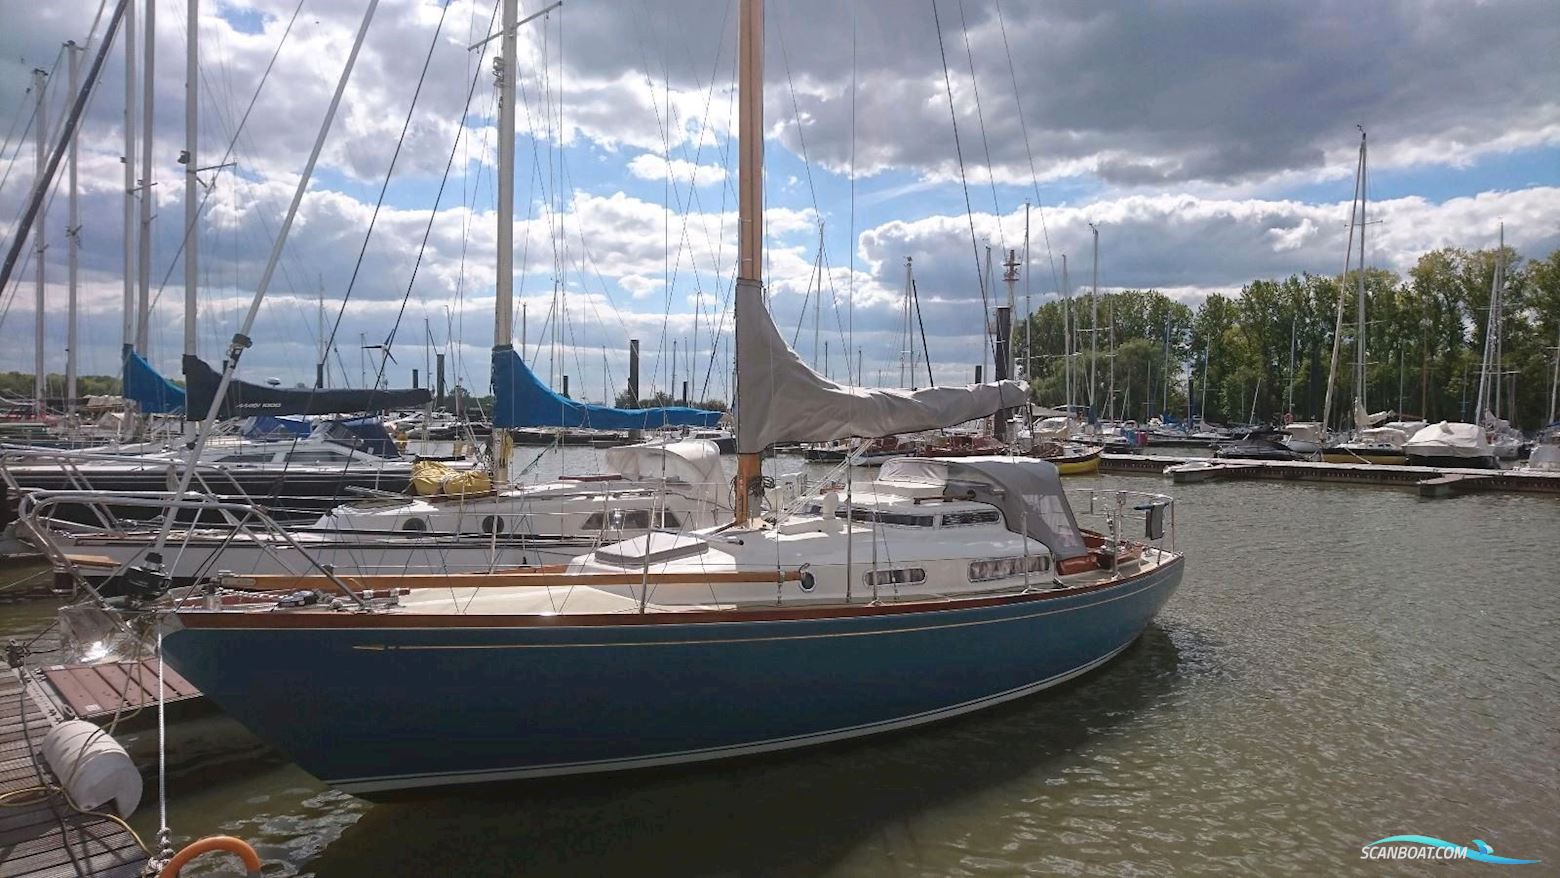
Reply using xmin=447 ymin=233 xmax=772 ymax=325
xmin=163 ymin=559 xmax=1182 ymax=794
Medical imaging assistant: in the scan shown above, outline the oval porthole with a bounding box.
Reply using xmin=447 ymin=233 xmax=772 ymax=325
xmin=799 ymin=571 xmax=816 ymax=592
xmin=401 ymin=518 xmax=429 ymax=532
xmin=481 ymin=515 xmax=506 ymax=534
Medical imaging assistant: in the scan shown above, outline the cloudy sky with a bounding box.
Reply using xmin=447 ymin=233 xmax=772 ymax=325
xmin=2 ymin=0 xmax=1557 ymax=401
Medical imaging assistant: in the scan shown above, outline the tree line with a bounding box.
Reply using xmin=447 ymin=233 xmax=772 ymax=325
xmin=0 ymin=373 xmax=123 ymax=400
xmin=1015 ymin=246 xmax=1560 ymax=431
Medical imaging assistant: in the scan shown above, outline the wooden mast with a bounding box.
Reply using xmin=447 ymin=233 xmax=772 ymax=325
xmin=733 ymin=0 xmax=763 ymax=523
xmin=491 ymin=0 xmax=518 ymax=485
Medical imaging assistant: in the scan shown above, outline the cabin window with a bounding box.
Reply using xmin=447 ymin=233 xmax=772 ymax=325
xmin=215 ymin=453 xmax=275 ymax=464
xmin=584 ymin=509 xmax=683 ymax=531
xmin=401 ymin=518 xmax=429 ymax=532
xmin=811 ymin=507 xmax=936 ymax=527
xmin=284 ymin=450 xmax=349 ymax=464
xmin=863 ymin=567 xmax=927 ymax=588
xmin=480 ymin=515 xmax=506 ymax=534
xmin=940 ymin=510 xmax=1000 ymax=527
xmin=871 ymin=511 xmax=933 ymax=527
xmin=968 ymin=555 xmax=1049 ymax=583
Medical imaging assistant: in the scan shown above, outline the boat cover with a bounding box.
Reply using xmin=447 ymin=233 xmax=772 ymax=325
xmin=183 ymin=355 xmax=431 ymax=418
xmin=1404 ymin=421 xmax=1492 ymax=457
xmin=241 ymin=416 xmax=311 ymax=439
xmin=318 ymin=417 xmax=402 ymax=459
xmin=735 ymin=278 xmax=1027 ymax=453
xmin=878 ymin=456 xmax=1088 ymax=560
xmin=1355 ymin=426 xmax=1409 ymax=446
xmin=123 ymin=352 xmax=186 ymax=414
xmin=491 ymin=346 xmax=722 ymax=430
xmin=605 ymin=440 xmax=729 ymax=512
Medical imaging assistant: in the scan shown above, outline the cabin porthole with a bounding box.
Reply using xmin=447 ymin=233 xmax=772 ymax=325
xmin=481 ymin=515 xmax=506 ymax=535
xmin=799 ymin=571 xmax=816 ymax=592
xmin=401 ymin=518 xmax=428 ymax=532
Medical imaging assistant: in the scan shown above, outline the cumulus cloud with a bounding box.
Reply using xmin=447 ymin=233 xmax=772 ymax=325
xmin=2 ymin=0 xmax=1556 ymax=402
xmin=626 ymin=153 xmax=726 ymax=187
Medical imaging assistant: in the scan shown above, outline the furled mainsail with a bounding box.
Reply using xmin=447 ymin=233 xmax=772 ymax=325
xmin=734 ymin=278 xmax=1028 ymax=454
xmin=490 ymin=346 xmax=723 ymax=430
xmin=183 ymin=355 xmax=430 ymax=418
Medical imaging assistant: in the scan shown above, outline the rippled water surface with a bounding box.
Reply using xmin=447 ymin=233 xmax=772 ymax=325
xmin=3 ymin=449 xmax=1557 ymax=875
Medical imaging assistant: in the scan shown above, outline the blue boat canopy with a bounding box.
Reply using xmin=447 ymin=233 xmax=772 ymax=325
xmin=491 ymin=345 xmax=722 ymax=430
xmin=123 ymin=351 xmax=186 ymax=414
xmin=183 ymin=355 xmax=429 ymax=418
xmin=240 ymin=416 xmax=311 ymax=439
xmin=321 ymin=416 xmax=401 ymax=459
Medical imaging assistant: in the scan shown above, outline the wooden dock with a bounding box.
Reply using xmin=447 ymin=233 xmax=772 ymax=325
xmin=0 ymin=670 xmax=148 ymax=878
xmin=1416 ymin=472 xmax=1497 ymax=499
xmin=1101 ymin=453 xmax=1560 ymax=495
xmin=30 ymin=661 xmax=202 ymax=725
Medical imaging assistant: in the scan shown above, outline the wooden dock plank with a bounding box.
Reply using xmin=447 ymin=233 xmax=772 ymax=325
xmin=0 ymin=820 xmax=146 ymax=878
xmin=35 ymin=670 xmax=120 ymax=721
xmin=38 ymin=662 xmax=202 ymax=722
xmin=0 ymin=811 xmax=142 ymax=862
xmin=81 ymin=666 xmax=142 ymax=711
xmin=124 ymin=661 xmax=198 ymax=702
xmin=0 ymin=705 xmax=50 ymax=739
xmin=1 ymin=668 xmax=149 ymax=878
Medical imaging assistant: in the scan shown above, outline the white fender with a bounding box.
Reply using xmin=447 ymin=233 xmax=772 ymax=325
xmin=42 ymin=719 xmax=142 ymax=816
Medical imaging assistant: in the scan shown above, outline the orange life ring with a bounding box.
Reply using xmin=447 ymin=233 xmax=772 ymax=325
xmin=159 ymin=836 xmax=262 ymax=878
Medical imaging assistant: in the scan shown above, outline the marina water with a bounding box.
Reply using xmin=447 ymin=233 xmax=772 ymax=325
xmin=2 ymin=447 xmax=1556 ymax=875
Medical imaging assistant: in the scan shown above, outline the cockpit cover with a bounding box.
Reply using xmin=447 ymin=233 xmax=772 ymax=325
xmin=605 ymin=439 xmax=729 ymax=512
xmin=878 ymin=456 xmax=1088 ymax=560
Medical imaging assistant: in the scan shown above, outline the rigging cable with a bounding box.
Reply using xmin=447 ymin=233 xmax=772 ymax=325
xmin=848 ymin=0 xmax=857 ymax=381
xmin=146 ymin=0 xmax=307 ymax=314
xmin=774 ymin=11 xmax=851 ymax=359
xmin=0 ymin=85 xmax=38 ymax=204
xmin=377 ymin=0 xmax=499 ymax=383
xmin=956 ymin=0 xmax=1005 ymax=251
xmin=993 ymin=0 xmax=1060 ymax=295
xmin=326 ymin=0 xmax=453 ymax=378
xmin=930 ymin=0 xmax=991 ymax=371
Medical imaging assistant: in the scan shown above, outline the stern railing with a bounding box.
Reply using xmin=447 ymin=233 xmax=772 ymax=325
xmin=1067 ymin=488 xmax=1177 ymax=561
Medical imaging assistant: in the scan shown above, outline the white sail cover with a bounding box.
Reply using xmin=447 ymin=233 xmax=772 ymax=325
xmin=605 ymin=440 xmax=729 ymax=512
xmin=1284 ymin=421 xmax=1327 ymax=443
xmin=1356 ymin=426 xmax=1410 ymax=447
xmin=1404 ymin=421 xmax=1492 ymax=458
xmin=735 ymin=279 xmax=1028 ymax=453
xmin=1352 ymin=400 xmax=1373 ymax=433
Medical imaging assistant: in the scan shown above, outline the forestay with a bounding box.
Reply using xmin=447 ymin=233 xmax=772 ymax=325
xmin=734 ymin=279 xmax=1027 ymax=454
xmin=878 ymin=456 xmax=1089 ymax=561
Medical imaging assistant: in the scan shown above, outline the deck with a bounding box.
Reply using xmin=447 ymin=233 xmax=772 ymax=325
xmin=31 ymin=661 xmax=202 ymax=726
xmin=0 ymin=670 xmax=148 ymax=878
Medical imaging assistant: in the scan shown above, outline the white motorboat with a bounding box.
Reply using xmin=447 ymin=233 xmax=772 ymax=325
xmin=1403 ymin=421 xmax=1498 ymax=469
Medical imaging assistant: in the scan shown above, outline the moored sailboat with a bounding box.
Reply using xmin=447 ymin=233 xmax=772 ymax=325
xmin=135 ymin=0 xmax=1185 ymax=797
